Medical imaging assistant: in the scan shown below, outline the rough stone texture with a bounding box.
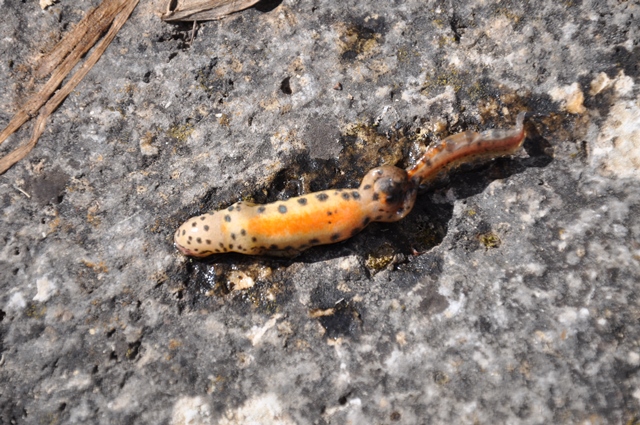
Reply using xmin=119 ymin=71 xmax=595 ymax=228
xmin=1 ymin=0 xmax=639 ymax=424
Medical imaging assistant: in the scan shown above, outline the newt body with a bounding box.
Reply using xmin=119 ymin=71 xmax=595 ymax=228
xmin=175 ymin=112 xmax=526 ymax=257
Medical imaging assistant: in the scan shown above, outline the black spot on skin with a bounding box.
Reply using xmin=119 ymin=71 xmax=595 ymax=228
xmin=350 ymin=227 xmax=362 ymax=236
xmin=375 ymin=215 xmax=383 ymax=220
xmin=192 ymin=222 xmax=197 ymax=227
xmin=269 ymin=244 xmax=279 ymax=250
xmin=330 ymin=233 xmax=341 ymax=241
xmin=278 ymin=205 xmax=288 ymax=214
xmin=200 ymin=250 xmax=212 ymax=255
xmin=194 ymin=248 xmax=199 ymax=252
xmin=208 ymin=212 xmax=215 ymax=216
xmin=378 ymin=209 xmax=385 ymax=212
xmin=206 ymin=239 xmax=211 ymax=244
xmin=219 ymin=242 xmax=224 ymax=248
xmin=297 ymin=198 xmax=308 ymax=205
xmin=182 ymin=230 xmax=185 ymax=236
xmin=316 ymin=193 xmax=329 ymax=201
xmin=196 ymin=238 xmax=202 ymax=243
xmin=363 ymin=184 xmax=372 ymax=190
xmin=238 ymin=245 xmax=243 ymax=250
xmin=341 ymin=192 xmax=350 ymax=200
xmin=200 ymin=216 xmax=206 ymax=220
xmin=327 ymin=221 xmax=332 ymax=224
xmin=187 ymin=240 xmax=191 ymax=245
xmin=235 ymin=206 xmax=241 ymax=211
xmin=258 ymin=206 xmax=266 ymax=213
xmin=372 ymin=192 xmax=380 ymax=201
xmin=228 ymin=206 xmax=235 ymax=211
xmin=309 ymin=238 xmax=320 ymax=244
xmin=327 ymin=211 xmax=333 ymax=216
xmin=224 ymin=215 xmax=231 ymax=222
xmin=214 ymin=249 xmax=220 ymax=253
xmin=204 ymin=225 xmax=209 ymax=231
xmin=229 ymin=244 xmax=234 ymax=249
xmin=352 ymin=191 xmax=360 ymax=199
xmin=188 ymin=236 xmax=192 ymax=241
xmin=363 ymin=217 xmax=371 ymax=226
xmin=231 ymin=233 xmax=236 ymax=240
xmin=241 ymin=229 xmax=246 ymax=236
xmin=252 ymin=237 xmax=257 ymax=242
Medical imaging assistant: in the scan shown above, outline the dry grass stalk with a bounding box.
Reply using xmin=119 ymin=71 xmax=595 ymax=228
xmin=0 ymin=0 xmax=139 ymax=175
xmin=161 ymin=0 xmax=260 ymax=22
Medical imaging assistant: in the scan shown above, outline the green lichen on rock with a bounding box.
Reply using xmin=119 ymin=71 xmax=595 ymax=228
xmin=478 ymin=232 xmax=501 ymax=249
xmin=421 ymin=66 xmax=466 ymax=95
xmin=366 ymin=243 xmax=396 ymax=271
xmin=166 ymin=123 xmax=194 ymax=142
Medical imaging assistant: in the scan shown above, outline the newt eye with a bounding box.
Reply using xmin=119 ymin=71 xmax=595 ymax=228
xmin=385 ymin=193 xmax=400 ymax=205
xmin=376 ymin=174 xmax=407 ymax=207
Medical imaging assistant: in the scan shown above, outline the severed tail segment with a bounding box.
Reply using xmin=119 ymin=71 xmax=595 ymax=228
xmin=406 ymin=112 xmax=527 ymax=186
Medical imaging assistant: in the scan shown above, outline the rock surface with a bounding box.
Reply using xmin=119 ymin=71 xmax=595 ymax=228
xmin=1 ymin=0 xmax=639 ymax=423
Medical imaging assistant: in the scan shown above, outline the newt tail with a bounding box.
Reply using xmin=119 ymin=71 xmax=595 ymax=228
xmin=406 ymin=111 xmax=526 ymax=186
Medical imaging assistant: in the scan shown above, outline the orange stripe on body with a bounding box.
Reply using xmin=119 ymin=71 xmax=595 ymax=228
xmin=245 ymin=198 xmax=366 ymax=244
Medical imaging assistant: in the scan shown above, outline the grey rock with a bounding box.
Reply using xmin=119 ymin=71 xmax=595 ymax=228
xmin=1 ymin=0 xmax=639 ymax=424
